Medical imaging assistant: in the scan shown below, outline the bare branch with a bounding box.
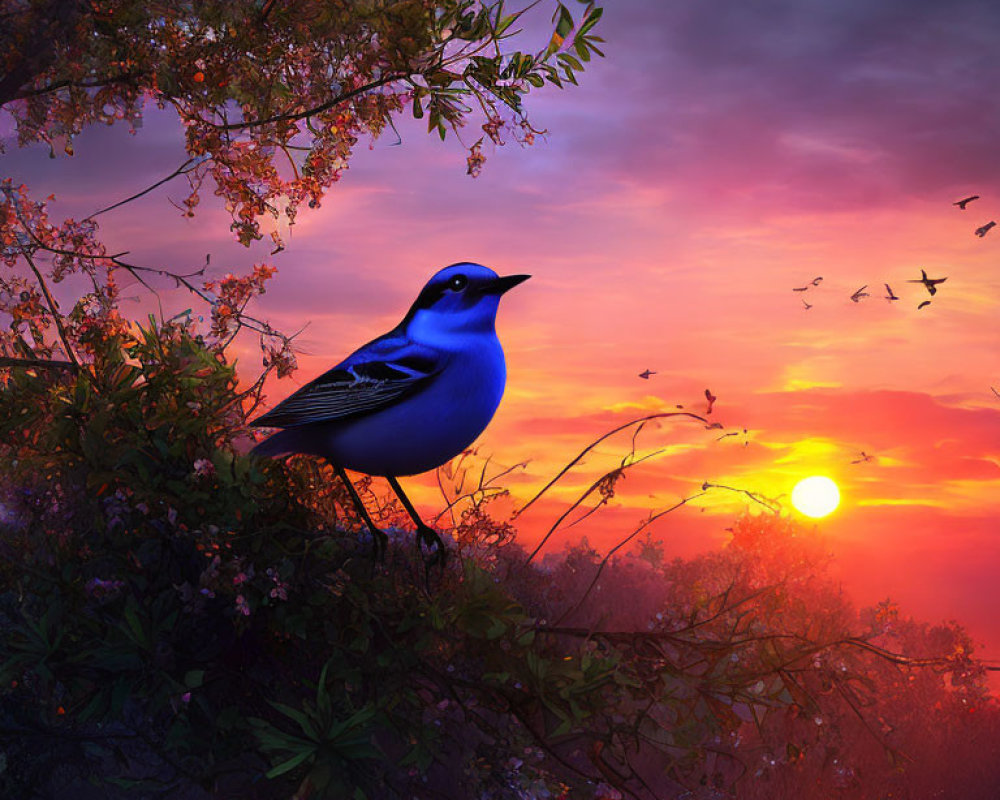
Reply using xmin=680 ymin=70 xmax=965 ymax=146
xmin=701 ymin=480 xmax=782 ymax=513
xmin=554 ymin=493 xmax=706 ymax=625
xmin=83 ymin=156 xmax=206 ymax=221
xmin=515 ymin=411 xmax=710 ymax=520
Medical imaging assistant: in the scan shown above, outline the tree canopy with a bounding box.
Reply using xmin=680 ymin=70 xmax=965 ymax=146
xmin=1 ymin=0 xmax=604 ymax=382
xmin=2 ymin=0 xmax=603 ymax=245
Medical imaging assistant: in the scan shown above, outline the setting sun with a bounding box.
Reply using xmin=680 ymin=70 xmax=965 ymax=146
xmin=791 ymin=476 xmax=841 ymax=518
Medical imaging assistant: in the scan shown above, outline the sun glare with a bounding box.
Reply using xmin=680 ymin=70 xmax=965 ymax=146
xmin=791 ymin=476 xmax=841 ymax=518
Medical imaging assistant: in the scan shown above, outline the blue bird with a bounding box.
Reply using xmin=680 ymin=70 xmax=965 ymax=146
xmin=250 ymin=262 xmax=530 ymax=563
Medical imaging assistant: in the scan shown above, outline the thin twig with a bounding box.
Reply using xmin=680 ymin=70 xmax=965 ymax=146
xmin=21 ymin=249 xmax=79 ymax=368
xmin=83 ymin=156 xmax=205 ymax=221
xmin=515 ymin=411 xmax=710 ymax=520
xmin=701 ymin=481 xmax=781 ymax=513
xmin=565 ymin=449 xmax=665 ymax=531
xmin=554 ymin=493 xmax=705 ymax=626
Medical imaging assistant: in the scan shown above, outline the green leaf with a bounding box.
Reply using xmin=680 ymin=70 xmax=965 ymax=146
xmin=122 ymin=599 xmax=147 ymax=649
xmin=316 ymin=660 xmax=332 ymax=716
xmin=265 ymin=748 xmax=314 ymax=779
xmin=553 ymin=4 xmax=574 ymax=38
xmin=184 ymin=670 xmax=205 ymax=689
xmin=577 ymin=7 xmax=603 ymax=36
xmin=551 ymin=717 xmax=572 ymax=738
xmin=495 ymin=12 xmax=519 ymax=36
xmin=558 ymin=52 xmax=583 ymax=71
xmin=268 ymin=701 xmax=314 ymax=733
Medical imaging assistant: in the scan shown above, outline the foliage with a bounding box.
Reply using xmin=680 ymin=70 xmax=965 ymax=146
xmin=3 ymin=4 xmax=999 ymax=798
xmin=0 ymin=325 xmax=997 ymax=798
xmin=1 ymin=0 xmax=605 ymax=405
xmin=2 ymin=0 xmax=604 ymax=246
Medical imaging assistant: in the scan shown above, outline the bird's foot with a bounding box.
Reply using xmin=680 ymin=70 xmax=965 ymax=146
xmin=416 ymin=524 xmax=447 ymax=568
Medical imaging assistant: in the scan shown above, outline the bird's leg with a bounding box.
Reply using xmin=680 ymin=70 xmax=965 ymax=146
xmin=333 ymin=465 xmax=388 ymax=563
xmin=387 ymin=475 xmax=446 ymax=567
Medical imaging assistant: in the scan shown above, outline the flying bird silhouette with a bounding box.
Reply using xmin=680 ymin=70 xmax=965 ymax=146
xmin=792 ymin=277 xmax=822 ymax=292
xmin=639 ymin=369 xmax=656 ymax=380
xmin=850 ymin=286 xmax=869 ymax=303
xmin=883 ymin=283 xmax=899 ymax=301
xmin=716 ymin=427 xmax=748 ymax=444
xmin=704 ymin=388 xmax=717 ymax=415
xmin=954 ymin=195 xmax=979 ymax=210
xmin=975 ymin=221 xmax=996 ymax=237
xmin=907 ymin=269 xmax=947 ymax=296
xmin=917 ymin=300 xmax=931 ymax=310
xmin=802 ymin=298 xmax=813 ymax=310
xmin=851 ymin=451 xmax=875 ymax=464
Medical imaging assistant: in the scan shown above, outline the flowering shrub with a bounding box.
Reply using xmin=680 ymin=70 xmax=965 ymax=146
xmin=0 ymin=329 xmax=997 ymax=799
xmin=2 ymin=3 xmax=997 ymax=796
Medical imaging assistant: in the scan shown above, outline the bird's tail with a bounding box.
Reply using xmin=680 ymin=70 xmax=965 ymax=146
xmin=250 ymin=429 xmax=305 ymax=459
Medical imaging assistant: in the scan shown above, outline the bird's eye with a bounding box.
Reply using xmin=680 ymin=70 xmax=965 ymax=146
xmin=448 ymin=274 xmax=468 ymax=291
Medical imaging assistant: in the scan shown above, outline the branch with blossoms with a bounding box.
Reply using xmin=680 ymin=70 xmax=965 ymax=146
xmin=0 ymin=180 xmax=299 ymax=405
xmin=2 ymin=1 xmax=604 ymax=249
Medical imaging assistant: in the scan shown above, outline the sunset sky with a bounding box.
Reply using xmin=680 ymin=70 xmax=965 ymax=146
xmin=6 ymin=0 xmax=1000 ymax=666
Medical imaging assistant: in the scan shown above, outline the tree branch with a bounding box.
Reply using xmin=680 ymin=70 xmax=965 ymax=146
xmin=515 ymin=411 xmax=711 ymax=520
xmin=193 ymin=72 xmax=408 ymax=132
xmin=554 ymin=493 xmax=706 ymax=625
xmin=21 ymin=249 xmax=79 ymax=368
xmin=83 ymin=156 xmax=205 ymax=221
xmin=0 ymin=356 xmax=78 ymax=371
xmin=12 ymin=70 xmax=146 ymax=101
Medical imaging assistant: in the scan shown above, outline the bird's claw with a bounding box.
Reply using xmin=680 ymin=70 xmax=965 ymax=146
xmin=417 ymin=525 xmax=447 ymax=568
xmin=370 ymin=528 xmax=389 ymax=566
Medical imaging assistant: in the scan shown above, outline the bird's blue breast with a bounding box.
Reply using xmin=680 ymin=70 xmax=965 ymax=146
xmin=312 ymin=335 xmax=506 ymax=476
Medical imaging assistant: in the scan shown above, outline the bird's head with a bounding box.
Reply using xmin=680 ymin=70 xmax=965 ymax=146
xmin=401 ymin=263 xmax=530 ymax=344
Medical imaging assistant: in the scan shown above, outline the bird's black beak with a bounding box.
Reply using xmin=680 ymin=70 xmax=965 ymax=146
xmin=483 ymin=274 xmax=531 ymax=295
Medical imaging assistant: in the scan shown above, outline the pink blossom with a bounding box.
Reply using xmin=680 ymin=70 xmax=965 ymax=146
xmin=193 ymin=458 xmax=215 ymax=477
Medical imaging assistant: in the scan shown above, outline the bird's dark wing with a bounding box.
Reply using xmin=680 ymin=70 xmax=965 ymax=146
xmin=250 ymin=336 xmax=445 ymax=428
